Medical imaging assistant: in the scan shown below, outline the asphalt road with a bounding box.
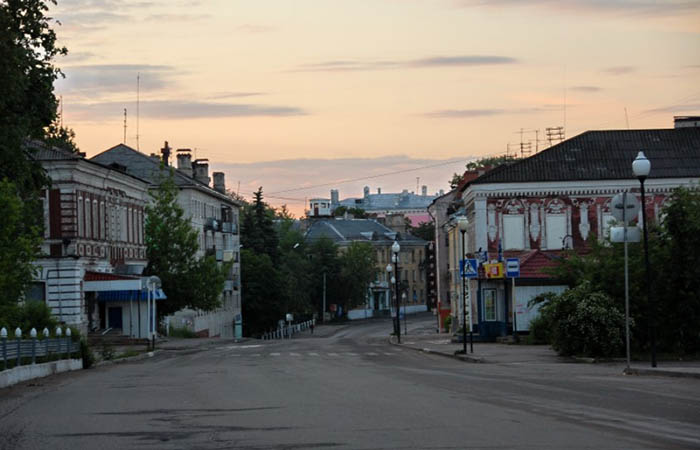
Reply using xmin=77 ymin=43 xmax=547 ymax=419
xmin=1 ymin=315 xmax=699 ymax=450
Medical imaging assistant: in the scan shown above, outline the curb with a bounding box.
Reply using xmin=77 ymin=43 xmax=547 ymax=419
xmin=388 ymin=336 xmax=485 ymax=363
xmin=93 ymin=351 xmax=156 ymax=368
xmin=623 ymin=367 xmax=700 ymax=380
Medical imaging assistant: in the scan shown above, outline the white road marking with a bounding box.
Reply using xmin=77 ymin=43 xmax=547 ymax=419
xmin=308 ymin=352 xmax=319 ymax=356
xmin=270 ymin=352 xmax=281 ymax=356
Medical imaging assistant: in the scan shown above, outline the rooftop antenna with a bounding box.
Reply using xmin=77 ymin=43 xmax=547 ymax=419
xmin=416 ymin=177 xmax=419 ymax=192
xmin=136 ymin=73 xmax=140 ymax=151
xmin=624 ymin=107 xmax=630 ymax=129
xmin=60 ymin=95 xmax=64 ymax=128
xmin=123 ymin=108 xmax=127 ymax=144
xmin=563 ymin=65 xmax=567 ymax=140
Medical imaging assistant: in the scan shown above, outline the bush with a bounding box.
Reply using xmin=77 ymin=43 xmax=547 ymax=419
xmin=0 ymin=301 xmax=57 ymax=333
xmin=443 ymin=315 xmax=452 ymax=333
xmin=169 ymin=326 xmax=197 ymax=338
xmin=527 ymin=314 xmax=551 ymax=345
xmin=537 ymin=282 xmax=626 ymax=358
xmin=81 ymin=339 xmax=95 ymax=369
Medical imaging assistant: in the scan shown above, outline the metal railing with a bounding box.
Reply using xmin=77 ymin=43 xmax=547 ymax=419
xmin=261 ymin=319 xmax=315 ymax=340
xmin=1 ymin=326 xmax=80 ymax=371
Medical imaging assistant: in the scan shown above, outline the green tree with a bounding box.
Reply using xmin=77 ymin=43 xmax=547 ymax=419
xmin=0 ymin=179 xmax=42 ymax=310
xmin=548 ymin=186 xmax=700 ymax=356
xmin=145 ymin=169 xmax=224 ymax=316
xmin=449 ymin=155 xmax=520 ymax=188
xmin=531 ymin=281 xmax=626 ymax=357
xmin=240 ymin=249 xmax=283 ymax=335
xmin=338 ymin=242 xmax=377 ymax=313
xmin=308 ymin=237 xmax=342 ymax=319
xmin=409 ymin=221 xmax=435 ymax=241
xmin=241 ymin=187 xmax=278 ymax=260
xmin=0 ymin=0 xmax=67 ymax=307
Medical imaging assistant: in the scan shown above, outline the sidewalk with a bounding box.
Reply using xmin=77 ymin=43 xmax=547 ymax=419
xmin=391 ymin=332 xmax=700 ymax=379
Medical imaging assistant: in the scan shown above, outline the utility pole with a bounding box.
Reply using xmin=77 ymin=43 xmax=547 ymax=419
xmin=322 ymin=272 xmax=326 ymax=323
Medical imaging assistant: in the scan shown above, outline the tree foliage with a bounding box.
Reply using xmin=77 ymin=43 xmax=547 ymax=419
xmin=549 ymin=186 xmax=700 ymax=356
xmin=530 ymin=283 xmax=626 ymax=357
xmin=145 ymin=169 xmax=226 ymax=316
xmin=0 ymin=0 xmax=67 ymax=308
xmin=449 ymin=155 xmax=520 ymax=188
xmin=409 ymin=221 xmax=435 ymax=241
xmin=0 ymin=179 xmax=42 ymax=309
xmin=338 ymin=242 xmax=377 ymax=311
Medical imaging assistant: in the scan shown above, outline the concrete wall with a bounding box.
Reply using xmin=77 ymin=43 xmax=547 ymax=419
xmin=1 ymin=359 xmax=83 ymax=389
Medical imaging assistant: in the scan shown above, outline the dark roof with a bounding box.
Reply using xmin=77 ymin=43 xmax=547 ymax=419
xmin=91 ymin=144 xmax=241 ymax=205
xmin=305 ymin=219 xmax=426 ymax=245
xmin=472 ymin=128 xmax=700 ymax=184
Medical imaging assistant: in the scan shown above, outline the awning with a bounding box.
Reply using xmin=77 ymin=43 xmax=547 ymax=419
xmin=97 ymin=289 xmax=167 ymax=302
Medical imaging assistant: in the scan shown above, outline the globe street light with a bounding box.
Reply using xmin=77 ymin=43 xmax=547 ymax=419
xmin=458 ymin=216 xmax=469 ymax=354
xmin=391 ymin=240 xmax=401 ymax=344
xmin=632 ymin=151 xmax=656 ymax=368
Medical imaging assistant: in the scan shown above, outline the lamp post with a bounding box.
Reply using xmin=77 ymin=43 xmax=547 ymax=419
xmin=401 ymin=292 xmax=407 ymax=335
xmin=632 ymin=151 xmax=656 ymax=368
xmin=392 ymin=241 xmax=401 ymax=344
xmin=458 ymin=217 xmax=469 ymax=354
xmin=386 ymin=264 xmax=394 ymax=334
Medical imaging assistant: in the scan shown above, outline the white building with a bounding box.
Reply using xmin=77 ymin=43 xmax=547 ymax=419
xmin=91 ymin=142 xmax=243 ymax=338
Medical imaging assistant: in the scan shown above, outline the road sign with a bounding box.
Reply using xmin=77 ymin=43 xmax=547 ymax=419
xmin=484 ymin=262 xmax=504 ymax=279
xmin=611 ymin=192 xmax=641 ymax=224
xmin=506 ymin=258 xmax=520 ymax=278
xmin=460 ymin=258 xmax=478 ymax=278
xmin=610 ymin=226 xmax=642 ymax=243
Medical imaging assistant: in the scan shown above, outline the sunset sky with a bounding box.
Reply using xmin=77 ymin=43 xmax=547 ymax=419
xmin=52 ymin=0 xmax=700 ymax=215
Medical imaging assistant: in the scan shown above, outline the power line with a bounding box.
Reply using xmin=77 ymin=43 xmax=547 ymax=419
xmin=267 ymin=157 xmax=469 ymax=195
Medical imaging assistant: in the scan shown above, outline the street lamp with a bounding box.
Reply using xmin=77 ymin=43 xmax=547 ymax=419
xmin=386 ymin=264 xmax=393 ymax=321
xmin=401 ymin=292 xmax=407 ymax=335
xmin=391 ymin=240 xmax=401 ymax=344
xmin=632 ymin=151 xmax=656 ymax=368
xmin=458 ymin=216 xmax=470 ymax=354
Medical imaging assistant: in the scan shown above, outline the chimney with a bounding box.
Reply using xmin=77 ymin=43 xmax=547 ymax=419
xmin=160 ymin=141 xmax=171 ymax=166
xmin=363 ymin=186 xmax=370 ymax=198
xmin=421 ymin=185 xmax=427 ymax=196
xmin=330 ymin=189 xmax=339 ymax=206
xmin=213 ymin=172 xmax=226 ymax=193
xmin=193 ymin=159 xmax=210 ymax=186
xmin=674 ymin=116 xmax=700 ymax=128
xmin=176 ymin=149 xmax=193 ymax=178
xmin=377 ymin=187 xmax=382 ymax=194
xmin=439 ymin=189 xmax=445 ymax=196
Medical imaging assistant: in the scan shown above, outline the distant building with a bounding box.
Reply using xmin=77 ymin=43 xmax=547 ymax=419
xmin=304 ymin=218 xmax=428 ymax=320
xmin=91 ymin=143 xmax=243 ymax=338
xmin=307 ymin=185 xmax=443 ymax=227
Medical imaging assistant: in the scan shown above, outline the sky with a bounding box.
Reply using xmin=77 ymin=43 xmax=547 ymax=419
xmin=52 ymin=0 xmax=700 ymax=215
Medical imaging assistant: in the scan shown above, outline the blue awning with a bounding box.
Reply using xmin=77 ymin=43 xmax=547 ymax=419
xmin=97 ymin=289 xmax=167 ymax=302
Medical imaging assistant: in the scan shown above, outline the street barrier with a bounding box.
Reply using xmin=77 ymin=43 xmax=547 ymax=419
xmin=1 ymin=326 xmax=80 ymax=371
xmin=261 ymin=319 xmax=315 ymax=340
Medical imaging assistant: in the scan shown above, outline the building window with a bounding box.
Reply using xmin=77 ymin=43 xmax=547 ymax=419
xmin=25 ymin=282 xmax=46 ymax=303
xmin=77 ymin=196 xmax=84 ymax=237
xmin=545 ymin=214 xmax=567 ymax=249
xmin=484 ymin=289 xmax=497 ymax=321
xmin=85 ymin=198 xmax=92 ymax=239
xmin=503 ymin=215 xmax=525 ymax=250
xmin=92 ymin=199 xmax=98 ymax=240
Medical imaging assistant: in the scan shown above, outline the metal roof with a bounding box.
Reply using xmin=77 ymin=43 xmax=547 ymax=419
xmin=472 ymin=128 xmax=700 ymax=184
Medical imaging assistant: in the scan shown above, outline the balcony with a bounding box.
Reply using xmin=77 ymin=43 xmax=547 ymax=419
xmin=221 ymin=222 xmax=238 ymax=234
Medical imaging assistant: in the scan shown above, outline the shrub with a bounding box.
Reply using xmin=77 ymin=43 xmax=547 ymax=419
xmin=538 ymin=282 xmax=626 ymax=358
xmin=527 ymin=314 xmax=551 ymax=345
xmin=0 ymin=301 xmax=57 ymax=333
xmin=169 ymin=326 xmax=197 ymax=338
xmin=81 ymin=339 xmax=95 ymax=369
xmin=443 ymin=315 xmax=452 ymax=332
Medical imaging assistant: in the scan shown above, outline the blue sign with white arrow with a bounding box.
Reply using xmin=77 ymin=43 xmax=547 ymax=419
xmin=460 ymin=258 xmax=479 ymax=279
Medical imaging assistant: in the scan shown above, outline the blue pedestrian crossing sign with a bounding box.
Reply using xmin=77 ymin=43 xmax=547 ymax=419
xmin=506 ymin=258 xmax=520 ymax=278
xmin=460 ymin=258 xmax=478 ymax=278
